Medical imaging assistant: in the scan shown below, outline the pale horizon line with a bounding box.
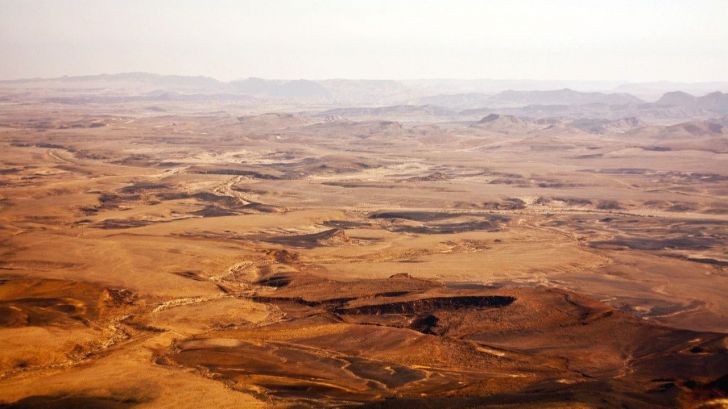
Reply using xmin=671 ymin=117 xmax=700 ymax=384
xmin=3 ymin=71 xmax=728 ymax=85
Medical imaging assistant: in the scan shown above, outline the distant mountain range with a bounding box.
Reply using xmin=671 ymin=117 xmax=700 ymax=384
xmin=2 ymin=72 xmax=728 ymax=119
xmin=656 ymin=91 xmax=728 ymax=112
xmin=415 ymin=89 xmax=643 ymax=110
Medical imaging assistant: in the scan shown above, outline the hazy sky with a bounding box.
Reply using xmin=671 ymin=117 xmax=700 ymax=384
xmin=1 ymin=0 xmax=726 ymax=81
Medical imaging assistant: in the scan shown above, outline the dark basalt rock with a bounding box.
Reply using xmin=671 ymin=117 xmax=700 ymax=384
xmin=334 ymin=295 xmax=515 ymax=316
xmin=0 ymin=395 xmax=143 ymax=409
xmin=389 ymin=220 xmax=505 ymax=234
xmin=410 ymin=314 xmax=439 ymax=334
xmin=369 ymin=211 xmax=463 ymax=221
xmin=256 ymin=274 xmax=292 ymax=288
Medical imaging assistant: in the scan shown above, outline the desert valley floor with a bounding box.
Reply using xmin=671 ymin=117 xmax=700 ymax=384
xmin=0 ymin=94 xmax=727 ymax=408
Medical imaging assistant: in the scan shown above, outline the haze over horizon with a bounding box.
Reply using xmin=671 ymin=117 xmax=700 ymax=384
xmin=1 ymin=0 xmax=727 ymax=82
xmin=2 ymin=2 xmax=728 ymax=408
